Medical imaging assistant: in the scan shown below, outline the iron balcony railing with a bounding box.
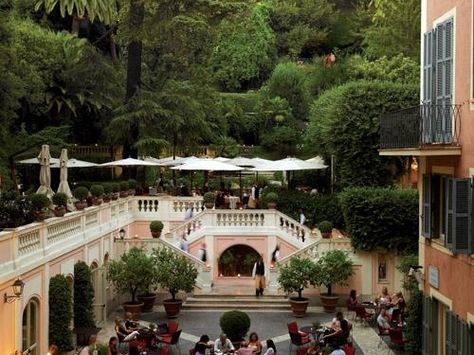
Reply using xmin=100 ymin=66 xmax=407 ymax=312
xmin=380 ymin=104 xmax=461 ymax=149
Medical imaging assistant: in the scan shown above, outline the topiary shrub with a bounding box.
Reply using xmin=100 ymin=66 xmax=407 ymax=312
xmin=150 ymin=220 xmax=164 ymax=233
xmin=29 ymin=193 xmax=50 ymax=211
xmin=203 ymin=192 xmax=216 ymax=204
xmin=318 ymin=221 xmax=333 ymax=233
xmin=74 ymin=261 xmax=95 ymax=329
xmin=49 ymin=274 xmax=74 ymax=352
xmin=404 ymin=290 xmax=422 ymax=355
xmin=111 ymin=182 xmax=120 ymax=193
xmin=52 ymin=192 xmax=68 ymax=207
xmin=103 ymin=182 xmax=113 ymax=195
xmin=128 ymin=179 xmax=137 ymax=189
xmin=262 ymin=192 xmax=278 ymax=203
xmin=90 ymin=184 xmax=104 ymax=198
xmin=339 ymin=187 xmax=418 ymax=252
xmin=74 ymin=186 xmax=89 ymax=201
xmin=219 ymin=310 xmax=251 ymax=341
xmin=120 ymin=181 xmax=129 ymax=191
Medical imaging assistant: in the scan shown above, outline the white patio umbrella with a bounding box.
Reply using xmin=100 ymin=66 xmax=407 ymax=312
xmin=251 ymin=157 xmax=273 ymax=165
xmin=36 ymin=145 xmax=54 ymax=198
xmin=18 ymin=157 xmax=60 ymax=165
xmin=306 ymin=156 xmax=328 ymax=169
xmin=171 ymin=159 xmax=244 ymax=171
xmin=251 ymin=157 xmax=326 ymax=171
xmin=100 ymin=158 xmax=161 ymax=167
xmin=56 ymin=149 xmax=72 ymax=198
xmin=226 ymin=156 xmax=258 ymax=167
xmin=51 ymin=158 xmax=98 ymax=168
xmin=143 ymin=156 xmax=182 ymax=166
xmin=214 ymin=156 xmax=230 ymax=162
xmin=167 ymin=156 xmax=200 ymax=166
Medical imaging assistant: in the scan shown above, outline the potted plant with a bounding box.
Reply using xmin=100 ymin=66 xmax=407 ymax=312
xmin=52 ymin=192 xmax=68 ymax=217
xmin=137 ymin=262 xmax=159 ymax=312
xmin=203 ymin=192 xmax=215 ymax=209
xmin=277 ymin=256 xmax=318 ymax=317
xmin=318 ymin=221 xmax=333 ymax=239
xmin=263 ymin=192 xmax=279 ymax=209
xmin=219 ymin=310 xmax=251 ymax=344
xmin=152 ymin=247 xmax=198 ymax=318
xmin=149 ymin=220 xmax=164 ymax=238
xmin=107 ymin=248 xmax=155 ymax=319
xmin=73 ymin=261 xmax=100 ymax=345
xmin=29 ymin=193 xmax=51 ymax=221
xmin=102 ymin=183 xmax=112 ymax=202
xmin=74 ymin=186 xmax=89 ymax=210
xmin=120 ymin=181 xmax=129 ymax=198
xmin=128 ymin=179 xmax=137 ymax=196
xmin=111 ymin=182 xmax=120 ymax=200
xmin=315 ymin=250 xmax=354 ymax=313
xmin=90 ymin=184 xmax=104 ymax=205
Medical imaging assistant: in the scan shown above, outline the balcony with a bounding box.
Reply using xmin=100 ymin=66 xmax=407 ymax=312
xmin=379 ymin=104 xmax=462 ymax=156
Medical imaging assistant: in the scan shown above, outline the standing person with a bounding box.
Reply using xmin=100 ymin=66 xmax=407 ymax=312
xmin=214 ymin=333 xmax=235 ymax=353
xmin=270 ymin=245 xmax=280 ymax=267
xmin=180 ymin=235 xmax=189 ymax=252
xmin=194 ymin=335 xmax=214 ymax=355
xmin=252 ymin=255 xmax=266 ymax=297
xmin=299 ymin=208 xmax=306 ymax=242
xmin=184 ymin=203 xmax=193 ymax=220
xmin=198 ymin=243 xmax=207 ymax=263
xmin=263 ymin=339 xmax=276 ymax=355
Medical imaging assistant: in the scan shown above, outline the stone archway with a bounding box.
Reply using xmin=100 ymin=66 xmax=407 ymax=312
xmin=217 ymin=244 xmax=260 ymax=277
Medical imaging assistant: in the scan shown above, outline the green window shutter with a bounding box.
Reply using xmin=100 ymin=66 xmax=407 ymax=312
xmin=446 ymin=177 xmax=454 ymax=248
xmin=422 ymin=296 xmax=432 ymax=355
xmin=423 ymin=30 xmax=434 ymax=104
xmin=423 ymin=174 xmax=432 ymax=238
xmin=459 ymin=320 xmax=468 ymax=355
xmin=468 ymin=323 xmax=474 ymax=354
xmin=446 ymin=310 xmax=457 ymax=354
xmin=452 ymin=178 xmax=472 ymax=254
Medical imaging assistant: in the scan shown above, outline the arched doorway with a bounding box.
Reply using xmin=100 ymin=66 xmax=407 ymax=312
xmin=22 ymin=298 xmax=39 ymax=355
xmin=218 ymin=245 xmax=260 ymax=277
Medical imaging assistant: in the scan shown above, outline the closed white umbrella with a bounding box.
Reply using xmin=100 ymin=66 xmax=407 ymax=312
xmin=251 ymin=157 xmax=326 ymax=171
xmin=36 ymin=145 xmax=54 ymax=198
xmin=100 ymin=158 xmax=161 ymax=167
xmin=171 ymin=159 xmax=244 ymax=171
xmin=57 ymin=149 xmax=72 ymax=198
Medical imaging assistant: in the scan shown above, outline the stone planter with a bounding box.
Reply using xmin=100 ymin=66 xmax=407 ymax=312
xmin=111 ymin=194 xmax=119 ymax=201
xmin=92 ymin=197 xmax=103 ymax=206
xmin=120 ymin=191 xmax=129 ymax=198
xmin=320 ymin=294 xmax=339 ymax=313
xmin=321 ymin=231 xmax=332 ymax=239
xmin=204 ymin=202 xmax=215 ymax=209
xmin=267 ymin=202 xmax=277 ymax=209
xmin=75 ymin=201 xmax=87 ymax=210
xmin=53 ymin=207 xmax=66 ymax=217
xmin=103 ymin=195 xmax=111 ymax=203
xmin=123 ymin=301 xmax=144 ymax=320
xmin=137 ymin=293 xmax=157 ymax=312
xmin=163 ymin=299 xmax=183 ymax=318
xmin=33 ymin=210 xmax=49 ymax=221
xmin=289 ymin=297 xmax=309 ymax=317
xmin=151 ymin=231 xmax=161 ymax=238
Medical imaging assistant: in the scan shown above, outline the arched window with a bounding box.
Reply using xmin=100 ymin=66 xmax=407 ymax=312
xmin=22 ymin=298 xmax=39 ymax=355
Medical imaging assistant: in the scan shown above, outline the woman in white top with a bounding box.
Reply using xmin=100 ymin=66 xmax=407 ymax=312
xmin=262 ymin=339 xmax=276 ymax=355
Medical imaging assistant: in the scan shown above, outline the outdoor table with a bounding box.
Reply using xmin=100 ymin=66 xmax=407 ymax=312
xmin=228 ymin=196 xmax=240 ymax=209
xmin=300 ymin=325 xmax=326 ymax=342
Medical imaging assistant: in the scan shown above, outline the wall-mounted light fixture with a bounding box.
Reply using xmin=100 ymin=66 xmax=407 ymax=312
xmin=4 ymin=278 xmax=25 ymax=303
xmin=114 ymin=228 xmax=126 ymax=243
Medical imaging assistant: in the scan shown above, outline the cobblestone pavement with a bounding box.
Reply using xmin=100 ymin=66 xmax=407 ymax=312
xmin=97 ymin=306 xmax=401 ymax=355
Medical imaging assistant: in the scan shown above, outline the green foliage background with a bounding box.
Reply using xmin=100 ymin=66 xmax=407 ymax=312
xmin=74 ymin=261 xmax=95 ymax=329
xmin=49 ymin=274 xmax=74 ymax=352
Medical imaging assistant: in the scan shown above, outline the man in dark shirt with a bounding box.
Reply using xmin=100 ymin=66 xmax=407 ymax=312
xmin=252 ymin=255 xmax=266 ymax=297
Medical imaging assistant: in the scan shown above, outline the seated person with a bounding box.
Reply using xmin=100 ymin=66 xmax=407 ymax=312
xmin=378 ymin=286 xmax=392 ymax=305
xmin=322 ymin=313 xmax=350 ymax=347
xmin=195 ymin=335 xmax=214 ymax=355
xmin=262 ymin=339 xmax=276 ymax=355
xmin=346 ymin=289 xmax=359 ymax=311
xmin=377 ymin=307 xmax=392 ymax=334
xmin=114 ymin=317 xmax=129 ymax=342
xmin=242 ymin=332 xmax=262 ymax=355
xmin=214 ymin=333 xmax=235 ymax=353
xmin=124 ymin=312 xmax=140 ymax=333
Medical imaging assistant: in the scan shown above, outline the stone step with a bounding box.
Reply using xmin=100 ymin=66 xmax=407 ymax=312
xmin=183 ymin=295 xmax=290 ymax=310
xmin=182 ymin=302 xmax=291 ymax=310
xmin=191 ymin=294 xmax=287 ymax=299
xmin=186 ymin=297 xmax=288 ymax=304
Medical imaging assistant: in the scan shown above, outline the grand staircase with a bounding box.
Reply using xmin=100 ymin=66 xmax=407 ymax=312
xmin=183 ymin=294 xmax=290 ymax=311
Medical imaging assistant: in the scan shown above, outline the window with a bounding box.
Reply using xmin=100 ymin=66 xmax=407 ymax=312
xmin=22 ymin=299 xmax=39 ymax=355
xmin=422 ymin=174 xmax=472 ymax=254
xmin=445 ymin=310 xmax=474 ymax=354
xmin=422 ymin=297 xmax=439 ymax=355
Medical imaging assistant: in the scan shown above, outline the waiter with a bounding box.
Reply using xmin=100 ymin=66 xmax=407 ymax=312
xmin=252 ymin=255 xmax=266 ymax=297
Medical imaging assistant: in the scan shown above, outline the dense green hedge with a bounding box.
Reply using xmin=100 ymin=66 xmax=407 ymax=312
xmin=306 ymin=80 xmax=419 ymax=189
xmin=49 ymin=274 xmax=73 ymax=352
xmin=74 ymin=261 xmax=95 ymax=329
xmin=276 ymin=189 xmax=344 ymax=229
xmin=405 ymin=290 xmax=423 ymax=355
xmin=339 ymin=187 xmax=418 ymax=252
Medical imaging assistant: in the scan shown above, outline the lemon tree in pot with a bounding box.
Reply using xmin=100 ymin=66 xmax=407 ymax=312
xmin=315 ymin=250 xmax=354 ymax=313
xmin=318 ymin=221 xmax=333 ymax=239
xmin=152 ymin=247 xmax=198 ymax=318
xmin=52 ymin=192 xmax=68 ymax=217
xmin=277 ymin=256 xmax=318 ymax=317
xmin=107 ymin=247 xmax=155 ymax=319
xmin=29 ymin=193 xmax=51 ymax=221
xmin=203 ymin=192 xmax=215 ymax=209
xmin=150 ymin=220 xmax=164 ymax=238
xmin=74 ymin=186 xmax=89 ymax=210
xmin=90 ymin=184 xmax=104 ymax=205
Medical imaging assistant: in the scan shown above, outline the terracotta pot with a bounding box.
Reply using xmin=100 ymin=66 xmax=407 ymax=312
xmin=267 ymin=202 xmax=277 ymax=209
xmin=289 ymin=297 xmax=309 ymax=317
xmin=151 ymin=231 xmax=161 ymax=238
xmin=137 ymin=293 xmax=157 ymax=312
xmin=123 ymin=301 xmax=144 ymax=320
xmin=129 ymin=189 xmax=136 ymax=196
xmin=33 ymin=210 xmax=49 ymax=221
xmin=204 ymin=202 xmax=215 ymax=209
xmin=92 ymin=197 xmax=103 ymax=206
xmin=54 ymin=206 xmax=66 ymax=217
xmin=103 ymin=195 xmax=111 ymax=203
xmin=321 ymin=231 xmax=332 ymax=239
xmin=75 ymin=201 xmax=87 ymax=210
xmin=320 ymin=294 xmax=339 ymax=313
xmin=111 ymin=194 xmax=119 ymax=201
xmin=120 ymin=191 xmax=129 ymax=198
xmin=163 ymin=299 xmax=183 ymax=318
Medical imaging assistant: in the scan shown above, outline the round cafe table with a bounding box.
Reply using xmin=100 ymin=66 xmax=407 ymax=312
xmin=299 ymin=326 xmax=326 ymax=342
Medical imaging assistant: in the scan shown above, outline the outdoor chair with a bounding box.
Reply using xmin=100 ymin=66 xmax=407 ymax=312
xmin=161 ymin=321 xmax=179 ymax=337
xmin=161 ymin=329 xmax=182 ymax=355
xmin=287 ymin=321 xmax=309 ymax=338
xmin=354 ymin=306 xmax=373 ymax=326
xmin=388 ymin=328 xmax=406 ymax=350
xmin=288 ymin=331 xmax=312 ymax=354
xmin=343 ymin=343 xmax=356 ymax=355
xmin=377 ymin=325 xmax=390 ymax=348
